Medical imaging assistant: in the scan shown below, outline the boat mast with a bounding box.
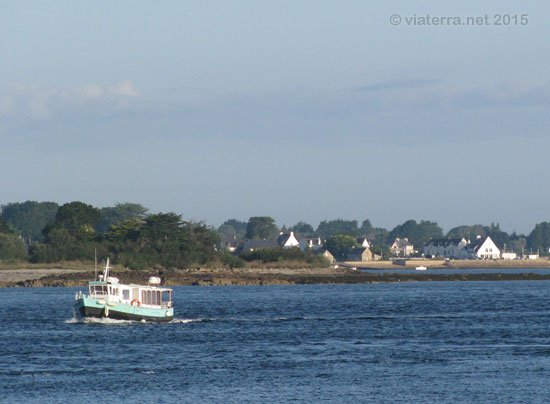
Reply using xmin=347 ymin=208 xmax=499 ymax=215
xmin=94 ymin=248 xmax=98 ymax=281
xmin=105 ymin=257 xmax=110 ymax=280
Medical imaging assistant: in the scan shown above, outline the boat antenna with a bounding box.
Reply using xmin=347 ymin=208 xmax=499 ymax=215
xmin=94 ymin=248 xmax=98 ymax=281
xmin=105 ymin=257 xmax=110 ymax=280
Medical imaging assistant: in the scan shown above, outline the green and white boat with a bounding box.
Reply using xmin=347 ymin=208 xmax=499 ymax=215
xmin=74 ymin=259 xmax=174 ymax=322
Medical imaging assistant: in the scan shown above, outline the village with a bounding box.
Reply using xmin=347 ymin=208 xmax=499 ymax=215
xmin=229 ymin=231 xmax=541 ymax=264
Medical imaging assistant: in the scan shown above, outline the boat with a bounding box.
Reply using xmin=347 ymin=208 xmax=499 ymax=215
xmin=415 ymin=266 xmax=428 ymax=271
xmin=74 ymin=258 xmax=174 ymax=322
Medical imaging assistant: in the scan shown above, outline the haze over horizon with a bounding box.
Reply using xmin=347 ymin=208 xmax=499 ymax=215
xmin=1 ymin=1 xmax=549 ymax=235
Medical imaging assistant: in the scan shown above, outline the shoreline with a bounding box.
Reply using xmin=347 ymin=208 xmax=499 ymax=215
xmin=2 ymin=265 xmax=550 ymax=287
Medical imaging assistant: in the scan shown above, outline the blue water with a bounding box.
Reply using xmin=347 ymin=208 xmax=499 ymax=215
xmin=2 ymin=282 xmax=550 ymax=403
xmin=360 ymin=267 xmax=550 ymax=275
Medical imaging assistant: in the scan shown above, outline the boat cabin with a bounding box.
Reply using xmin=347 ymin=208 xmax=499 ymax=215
xmin=88 ymin=277 xmax=172 ymax=309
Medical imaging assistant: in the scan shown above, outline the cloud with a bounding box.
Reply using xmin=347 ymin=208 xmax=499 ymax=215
xmin=81 ymin=84 xmax=105 ymax=99
xmin=0 ymin=80 xmax=140 ymax=123
xmin=355 ymin=78 xmax=438 ymax=92
xmin=108 ymin=80 xmax=139 ymax=97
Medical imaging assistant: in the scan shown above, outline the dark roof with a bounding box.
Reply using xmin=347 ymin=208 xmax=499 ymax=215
xmin=244 ymin=239 xmax=280 ymax=250
xmin=277 ymin=233 xmax=293 ymax=246
xmin=466 ymin=236 xmax=490 ymax=252
xmin=426 ymin=238 xmax=465 ymax=248
xmin=349 ymin=247 xmax=368 ymax=254
xmin=391 ymin=238 xmax=413 ymax=248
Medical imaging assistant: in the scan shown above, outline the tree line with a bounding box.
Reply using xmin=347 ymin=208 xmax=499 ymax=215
xmin=219 ymin=217 xmax=545 ymax=256
xmin=1 ymin=201 xmax=549 ymax=268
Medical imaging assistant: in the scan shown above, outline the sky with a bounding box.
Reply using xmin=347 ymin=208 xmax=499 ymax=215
xmin=1 ymin=1 xmax=549 ymax=234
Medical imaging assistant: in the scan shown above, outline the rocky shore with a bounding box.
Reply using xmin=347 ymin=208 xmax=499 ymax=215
xmin=3 ymin=266 xmax=550 ymax=287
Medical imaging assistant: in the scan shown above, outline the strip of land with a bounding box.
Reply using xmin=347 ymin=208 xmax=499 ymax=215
xmin=2 ymin=262 xmax=550 ymax=287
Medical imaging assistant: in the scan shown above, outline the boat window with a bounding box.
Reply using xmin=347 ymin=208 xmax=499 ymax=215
xmin=123 ymin=289 xmax=130 ymax=300
xmin=91 ymin=285 xmax=107 ymax=295
xmin=152 ymin=290 xmax=157 ymax=305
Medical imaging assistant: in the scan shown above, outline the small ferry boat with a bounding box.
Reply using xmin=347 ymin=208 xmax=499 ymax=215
xmin=415 ymin=266 xmax=428 ymax=271
xmin=74 ymin=259 xmax=174 ymax=322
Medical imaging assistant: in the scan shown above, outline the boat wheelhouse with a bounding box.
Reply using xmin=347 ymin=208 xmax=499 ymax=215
xmin=74 ymin=259 xmax=174 ymax=322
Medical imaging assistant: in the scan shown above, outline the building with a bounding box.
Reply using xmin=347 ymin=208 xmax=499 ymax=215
xmin=300 ymin=237 xmax=323 ymax=251
xmin=346 ymin=247 xmax=380 ymax=262
xmin=424 ymin=238 xmax=468 ymax=259
xmin=356 ymin=237 xmax=371 ymax=248
xmin=462 ymin=236 xmax=500 ymax=259
xmin=316 ymin=248 xmax=335 ymax=263
xmin=389 ymin=238 xmax=414 ymax=257
xmin=277 ymin=231 xmax=300 ymax=248
xmin=501 ymin=252 xmax=517 ymax=260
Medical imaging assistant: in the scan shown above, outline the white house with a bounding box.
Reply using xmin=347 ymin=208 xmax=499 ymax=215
xmin=277 ymin=231 xmax=300 ymax=248
xmin=462 ymin=236 xmax=500 ymax=259
xmin=389 ymin=238 xmax=414 ymax=256
xmin=424 ymin=238 xmax=468 ymax=259
xmin=501 ymin=252 xmax=517 ymax=260
xmin=300 ymin=237 xmax=323 ymax=251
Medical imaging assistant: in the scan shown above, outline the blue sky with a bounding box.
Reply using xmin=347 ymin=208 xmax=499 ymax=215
xmin=1 ymin=1 xmax=549 ymax=234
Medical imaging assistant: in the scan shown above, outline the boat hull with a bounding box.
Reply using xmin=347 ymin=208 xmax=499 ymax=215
xmin=74 ymin=296 xmax=174 ymax=322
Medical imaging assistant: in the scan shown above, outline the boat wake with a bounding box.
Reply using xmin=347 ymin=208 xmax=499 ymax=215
xmin=65 ymin=316 xmax=136 ymax=325
xmin=170 ymin=318 xmax=202 ymax=324
xmin=65 ymin=316 xmax=203 ymax=325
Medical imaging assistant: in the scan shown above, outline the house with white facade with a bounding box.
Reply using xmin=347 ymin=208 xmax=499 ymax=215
xmin=389 ymin=238 xmax=414 ymax=257
xmin=277 ymin=231 xmax=300 ymax=248
xmin=300 ymin=237 xmax=323 ymax=251
xmin=462 ymin=236 xmax=500 ymax=259
xmin=501 ymin=251 xmax=517 ymax=260
xmin=424 ymin=238 xmax=469 ymax=259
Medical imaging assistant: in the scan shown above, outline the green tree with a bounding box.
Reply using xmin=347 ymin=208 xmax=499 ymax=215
xmin=292 ymin=221 xmax=315 ymax=238
xmin=527 ymin=222 xmax=550 ymax=254
xmin=359 ymin=219 xmax=373 ymax=235
xmin=107 ymin=213 xmax=219 ymax=269
xmin=447 ymin=225 xmax=488 ymax=241
xmin=389 ymin=219 xmax=443 ymax=249
xmin=30 ymin=202 xmax=102 ymax=262
xmin=0 ymin=233 xmax=29 ymax=260
xmin=44 ymin=201 xmax=101 ymax=239
xmin=246 ymin=217 xmax=278 ymax=239
xmin=325 ymin=234 xmax=359 ymax=261
xmin=0 ymin=217 xmax=15 ymax=234
xmin=316 ymin=219 xmax=359 ymax=239
xmin=218 ymin=219 xmax=247 ymax=244
xmin=96 ymin=202 xmax=148 ymax=233
xmin=1 ymin=201 xmax=58 ymax=243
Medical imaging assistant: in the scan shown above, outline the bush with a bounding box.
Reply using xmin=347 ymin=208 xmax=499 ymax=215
xmin=239 ymin=247 xmax=328 ymax=267
xmin=0 ymin=233 xmax=29 ymax=260
xmin=218 ymin=252 xmax=246 ymax=268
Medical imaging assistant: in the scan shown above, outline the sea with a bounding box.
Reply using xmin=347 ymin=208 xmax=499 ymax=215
xmin=2 ymin=280 xmax=550 ymax=403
